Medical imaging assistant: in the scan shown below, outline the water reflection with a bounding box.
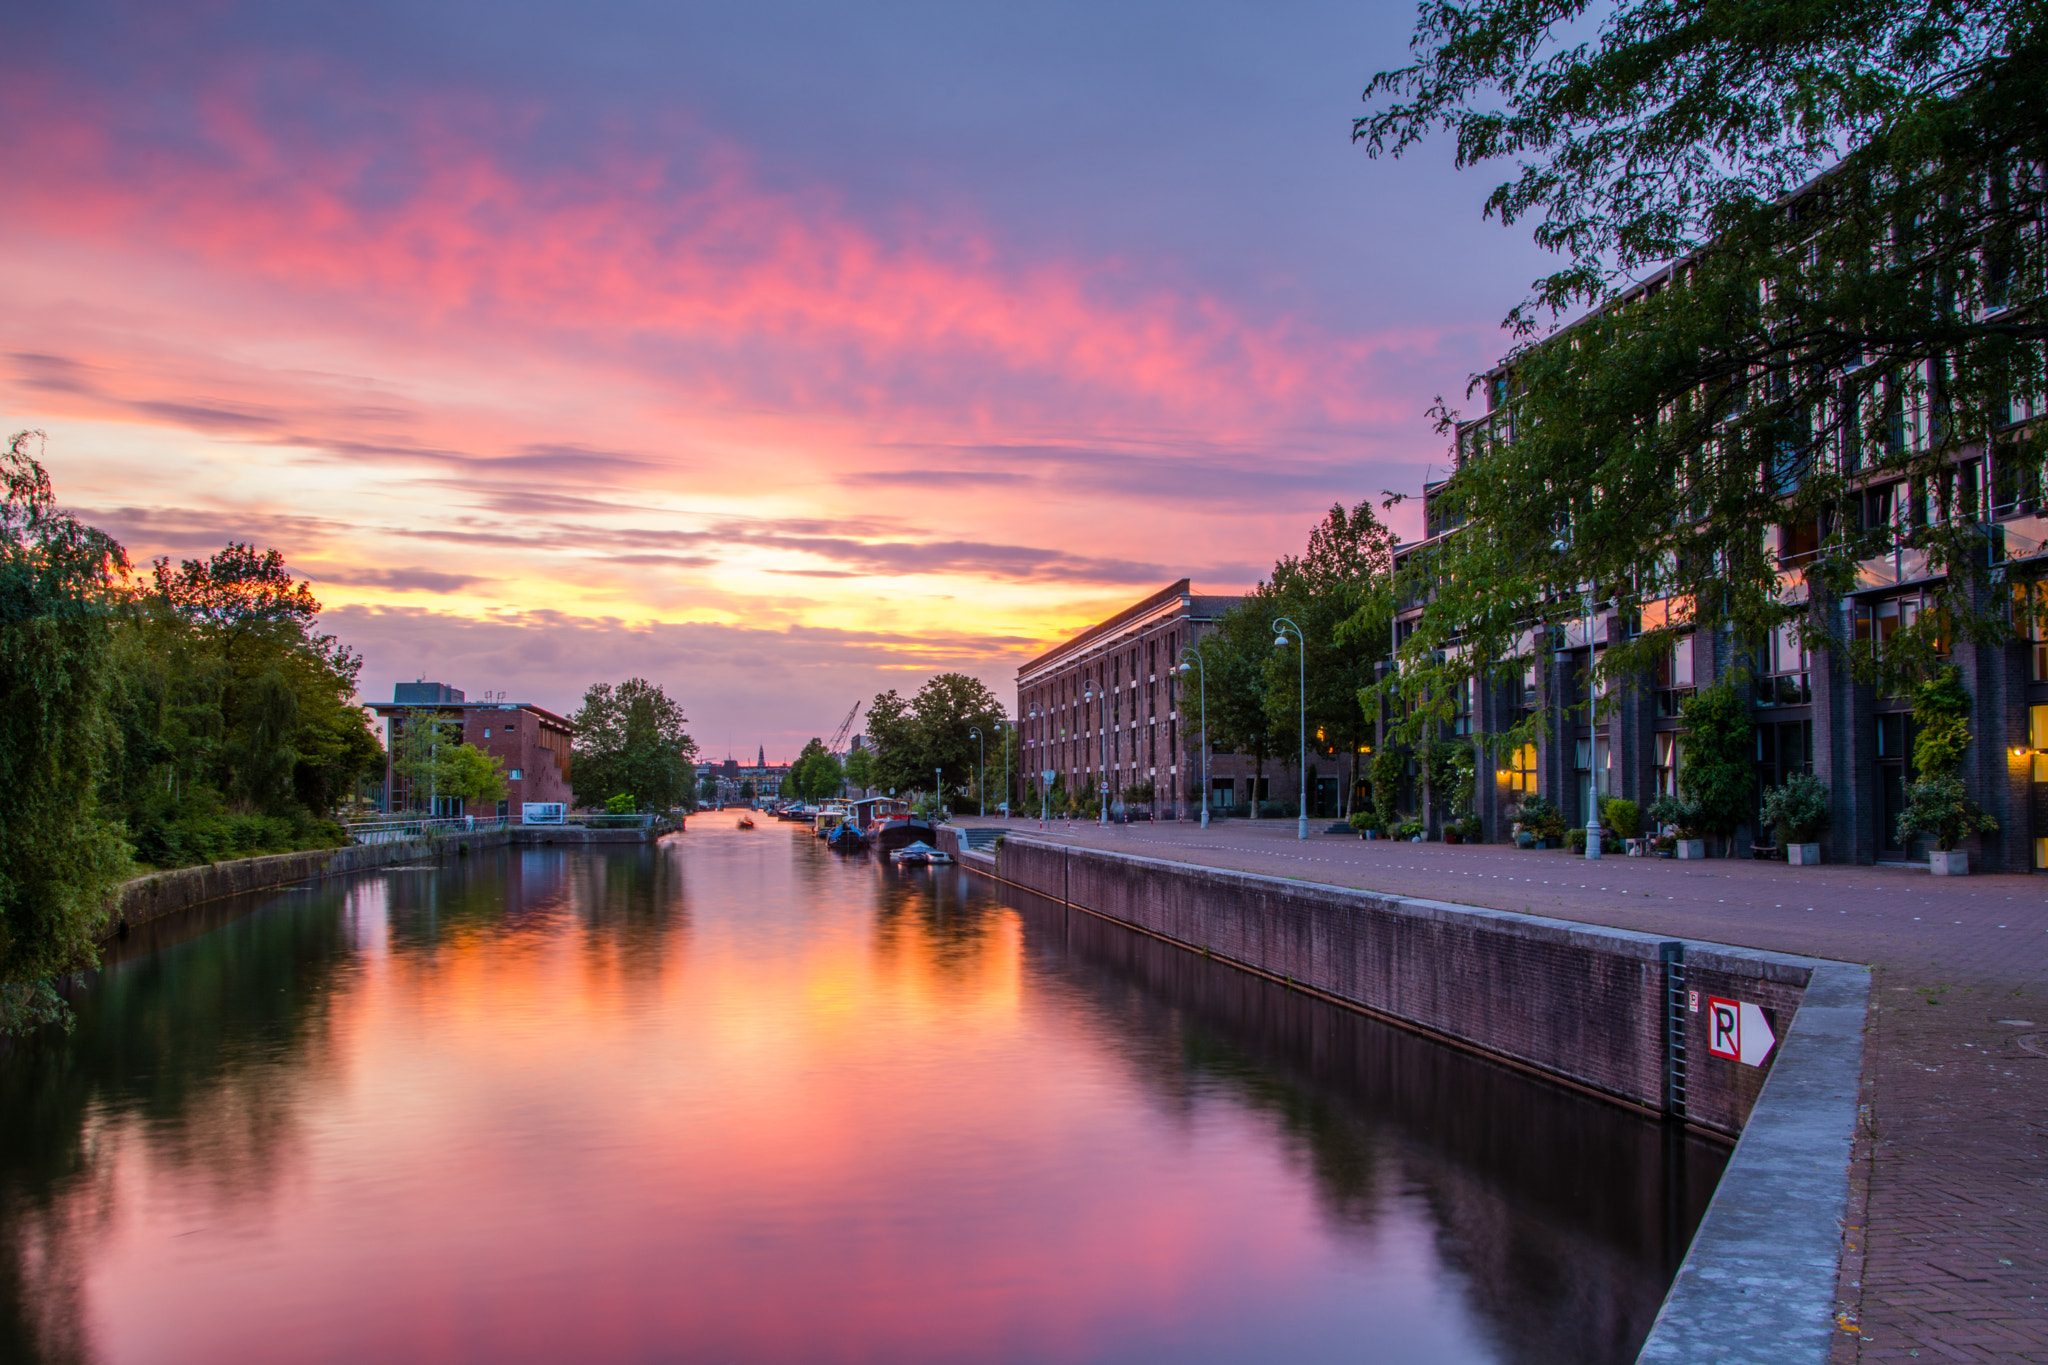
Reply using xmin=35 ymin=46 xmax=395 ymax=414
xmin=0 ymin=826 xmax=1719 ymax=1364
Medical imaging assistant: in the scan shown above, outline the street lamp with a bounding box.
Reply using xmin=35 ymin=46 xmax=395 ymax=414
xmin=1177 ymin=647 xmax=1210 ymax=830
xmin=968 ymin=726 xmax=986 ymax=817
xmin=935 ymin=767 xmax=944 ymax=822
xmin=997 ymin=722 xmax=1009 ymax=820
xmin=1081 ymin=678 xmax=1108 ymax=827
xmin=1029 ymin=707 xmax=1049 ymax=824
xmin=1272 ymin=617 xmax=1308 ymax=840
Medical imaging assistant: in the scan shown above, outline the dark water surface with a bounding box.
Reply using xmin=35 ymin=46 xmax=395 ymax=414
xmin=1 ymin=824 xmax=1726 ymax=1365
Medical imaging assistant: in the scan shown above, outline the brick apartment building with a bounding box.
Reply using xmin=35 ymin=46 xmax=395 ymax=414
xmin=369 ymin=681 xmax=575 ymax=821
xmin=1018 ymin=580 xmax=1275 ymax=818
xmin=1393 ymin=166 xmax=2046 ymax=869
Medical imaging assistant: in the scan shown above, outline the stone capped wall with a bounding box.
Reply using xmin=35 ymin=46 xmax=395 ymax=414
xmin=992 ymin=836 xmax=1809 ymax=1135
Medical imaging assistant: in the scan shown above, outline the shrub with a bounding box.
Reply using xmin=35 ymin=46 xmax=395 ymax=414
xmin=1455 ymin=814 xmax=1484 ymax=842
xmin=1646 ymin=793 xmax=1705 ymax=839
xmin=1567 ymin=826 xmax=1587 ymax=853
xmin=1601 ymin=797 xmax=1641 ymax=839
xmin=1896 ymin=775 xmax=1998 ymax=851
xmin=1348 ymin=809 xmax=1383 ymax=833
xmin=605 ymin=793 xmax=637 ymax=815
xmin=1514 ymin=794 xmax=1566 ymax=841
xmin=1679 ymin=683 xmax=1752 ymax=843
xmin=1912 ymin=665 xmax=1972 ymax=779
xmin=1758 ymin=772 xmax=1832 ymax=843
xmin=1393 ymin=818 xmax=1425 ymax=840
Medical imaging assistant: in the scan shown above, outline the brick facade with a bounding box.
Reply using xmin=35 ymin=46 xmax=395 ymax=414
xmin=370 ymin=681 xmax=575 ymax=820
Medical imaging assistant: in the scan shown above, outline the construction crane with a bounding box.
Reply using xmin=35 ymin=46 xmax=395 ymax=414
xmin=829 ymin=700 xmax=862 ymax=757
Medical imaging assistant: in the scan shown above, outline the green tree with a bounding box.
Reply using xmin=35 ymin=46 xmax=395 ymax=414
xmin=104 ymin=541 xmax=375 ymax=862
xmin=1358 ymin=0 xmax=2048 ymax=714
xmin=440 ymin=743 xmax=509 ymax=807
xmin=571 ymin=679 xmax=698 ymax=811
xmin=0 ymin=434 xmax=133 ymax=1033
xmin=789 ymin=738 xmax=845 ymax=802
xmin=1678 ymin=682 xmax=1754 ymax=854
xmin=1200 ymin=595 xmax=1282 ymax=815
xmin=864 ymin=674 xmax=1006 ymax=806
xmin=843 ymin=746 xmax=876 ymax=795
xmin=1264 ymin=501 xmax=1397 ymax=816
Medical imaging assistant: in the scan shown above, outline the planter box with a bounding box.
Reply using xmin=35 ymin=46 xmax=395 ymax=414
xmin=1444 ymin=832 xmax=1463 ymax=845
xmin=1676 ymin=839 xmax=1707 ymax=860
xmin=1930 ymin=850 xmax=1969 ymax=876
xmin=1787 ymin=842 xmax=1822 ymax=866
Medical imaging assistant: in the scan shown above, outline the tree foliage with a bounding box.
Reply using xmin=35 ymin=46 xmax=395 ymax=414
xmin=789 ymin=739 xmax=845 ymax=802
xmin=1361 ymin=0 xmax=2048 ymax=719
xmin=0 ymin=434 xmax=132 ymax=1032
xmin=864 ymin=673 xmax=1006 ymax=803
xmin=570 ymin=679 xmax=698 ymax=811
xmin=102 ymin=542 xmax=376 ymax=865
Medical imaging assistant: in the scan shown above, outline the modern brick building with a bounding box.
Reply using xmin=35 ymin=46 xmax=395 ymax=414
xmin=1390 ymin=167 xmax=2045 ymax=870
xmin=1017 ymin=580 xmax=1268 ymax=818
xmin=369 ymin=681 xmax=575 ymax=821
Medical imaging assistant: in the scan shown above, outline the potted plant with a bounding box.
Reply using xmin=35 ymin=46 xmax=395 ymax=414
xmin=1647 ymin=794 xmax=1707 ymax=859
xmin=1394 ymin=818 xmax=1426 ymax=842
xmin=1514 ymin=795 xmax=1565 ymax=849
xmin=1896 ymin=775 xmax=1998 ymax=875
xmin=1455 ymin=814 xmax=1483 ymax=844
xmin=1759 ymin=772 xmax=1831 ymax=866
xmin=1348 ymin=809 xmax=1383 ymax=840
xmin=1601 ymin=796 xmax=1642 ymax=855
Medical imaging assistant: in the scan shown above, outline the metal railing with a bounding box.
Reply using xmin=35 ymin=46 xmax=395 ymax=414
xmin=344 ymin=816 xmax=509 ymax=845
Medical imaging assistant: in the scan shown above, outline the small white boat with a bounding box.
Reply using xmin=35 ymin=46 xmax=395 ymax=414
xmin=890 ymin=840 xmax=952 ymax=865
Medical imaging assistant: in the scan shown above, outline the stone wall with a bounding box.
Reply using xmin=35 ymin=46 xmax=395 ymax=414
xmin=991 ymin=836 xmax=1808 ymax=1135
xmin=109 ymin=823 xmax=666 ymax=940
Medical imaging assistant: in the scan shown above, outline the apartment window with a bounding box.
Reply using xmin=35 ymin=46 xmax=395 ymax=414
xmin=1853 ymin=593 xmax=1943 ymax=659
xmin=509 ymin=768 xmax=523 ymax=781
xmin=1655 ymin=732 xmax=1681 ymax=797
xmin=1503 ymin=743 xmax=1538 ymax=798
xmin=1450 ymin=676 xmax=1477 ymax=736
xmin=2017 ymin=581 xmax=2048 ymax=681
xmin=1655 ymin=634 xmax=1697 ymax=717
xmin=1755 ymin=623 xmax=1810 ymax=706
xmin=1210 ymin=778 xmax=1234 ymax=809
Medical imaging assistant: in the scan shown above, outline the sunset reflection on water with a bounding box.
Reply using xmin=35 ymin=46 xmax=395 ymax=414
xmin=0 ymin=823 xmax=1723 ymax=1364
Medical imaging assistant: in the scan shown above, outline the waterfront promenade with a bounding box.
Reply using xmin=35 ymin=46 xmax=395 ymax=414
xmin=970 ymin=817 xmax=2048 ymax=1364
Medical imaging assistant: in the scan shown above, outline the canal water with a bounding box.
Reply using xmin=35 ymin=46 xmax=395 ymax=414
xmin=1 ymin=823 xmax=1726 ymax=1365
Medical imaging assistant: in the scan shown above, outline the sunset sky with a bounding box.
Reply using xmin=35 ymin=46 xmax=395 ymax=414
xmin=3 ymin=0 xmax=1553 ymax=761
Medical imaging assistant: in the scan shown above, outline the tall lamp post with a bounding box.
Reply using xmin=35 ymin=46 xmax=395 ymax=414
xmin=1177 ymin=646 xmax=1210 ymax=830
xmin=1272 ymin=617 xmax=1309 ymax=841
xmin=997 ymin=722 xmax=1009 ymax=820
xmin=968 ymin=726 xmax=986 ymax=817
xmin=1081 ymin=678 xmax=1108 ymax=827
xmin=935 ymin=767 xmax=944 ymax=822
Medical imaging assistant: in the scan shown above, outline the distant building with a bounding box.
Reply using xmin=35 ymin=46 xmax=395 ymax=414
xmin=1017 ymin=579 xmax=1252 ymax=818
xmin=696 ymin=754 xmax=791 ymax=805
xmin=369 ymin=681 xmax=575 ymax=820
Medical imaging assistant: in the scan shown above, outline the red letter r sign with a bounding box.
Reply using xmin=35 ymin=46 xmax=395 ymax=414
xmin=1706 ymin=996 xmax=1740 ymax=1059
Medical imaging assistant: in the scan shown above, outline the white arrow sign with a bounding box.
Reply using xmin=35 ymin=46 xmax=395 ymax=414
xmin=1738 ymin=1001 xmax=1777 ymax=1067
xmin=1706 ymin=996 xmax=1778 ymax=1067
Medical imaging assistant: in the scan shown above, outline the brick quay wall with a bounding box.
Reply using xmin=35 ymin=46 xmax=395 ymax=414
xmin=985 ymin=833 xmax=1807 ymax=1134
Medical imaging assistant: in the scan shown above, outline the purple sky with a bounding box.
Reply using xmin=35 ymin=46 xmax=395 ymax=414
xmin=2 ymin=0 xmax=1555 ymax=761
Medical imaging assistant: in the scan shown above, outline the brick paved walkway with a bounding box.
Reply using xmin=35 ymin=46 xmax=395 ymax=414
xmin=969 ymin=818 xmax=2048 ymax=1362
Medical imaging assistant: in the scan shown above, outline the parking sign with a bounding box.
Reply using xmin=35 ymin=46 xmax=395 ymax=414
xmin=1706 ymin=996 xmax=1740 ymax=1060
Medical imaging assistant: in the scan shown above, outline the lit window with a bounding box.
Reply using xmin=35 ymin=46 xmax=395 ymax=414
xmin=510 ymin=769 xmax=523 ymax=781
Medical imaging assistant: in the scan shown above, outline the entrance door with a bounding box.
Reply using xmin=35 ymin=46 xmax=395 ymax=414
xmin=1876 ymin=713 xmax=1912 ymax=857
xmin=2033 ymin=706 xmax=2048 ymax=869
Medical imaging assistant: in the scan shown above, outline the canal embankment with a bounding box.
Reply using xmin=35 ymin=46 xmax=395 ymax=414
xmin=109 ymin=823 xmax=669 ymax=940
xmin=948 ymin=830 xmax=1869 ymax=1365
